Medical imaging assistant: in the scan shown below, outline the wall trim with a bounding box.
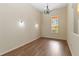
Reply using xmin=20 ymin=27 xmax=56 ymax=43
xmin=67 ymin=39 xmax=73 ymax=56
xmin=40 ymin=37 xmax=66 ymax=41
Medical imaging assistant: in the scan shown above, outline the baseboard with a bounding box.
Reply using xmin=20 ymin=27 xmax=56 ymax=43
xmin=40 ymin=37 xmax=66 ymax=41
xmin=67 ymin=40 xmax=73 ymax=56
xmin=0 ymin=37 xmax=40 ymax=56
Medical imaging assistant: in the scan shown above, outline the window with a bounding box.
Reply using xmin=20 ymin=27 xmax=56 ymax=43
xmin=51 ymin=16 xmax=59 ymax=33
xmin=72 ymin=3 xmax=79 ymax=34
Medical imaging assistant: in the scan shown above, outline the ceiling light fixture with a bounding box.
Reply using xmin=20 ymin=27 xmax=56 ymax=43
xmin=44 ymin=4 xmax=50 ymax=14
xmin=43 ymin=4 xmax=60 ymax=14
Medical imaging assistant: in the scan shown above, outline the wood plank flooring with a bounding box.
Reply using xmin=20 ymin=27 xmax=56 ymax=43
xmin=3 ymin=37 xmax=72 ymax=56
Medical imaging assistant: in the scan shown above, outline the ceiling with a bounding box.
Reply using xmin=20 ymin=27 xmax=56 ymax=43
xmin=31 ymin=3 xmax=67 ymax=12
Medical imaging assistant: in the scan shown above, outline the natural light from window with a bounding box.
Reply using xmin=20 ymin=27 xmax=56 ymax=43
xmin=51 ymin=16 xmax=59 ymax=33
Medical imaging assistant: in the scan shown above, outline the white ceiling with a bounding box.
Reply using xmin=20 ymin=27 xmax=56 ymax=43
xmin=31 ymin=3 xmax=67 ymax=12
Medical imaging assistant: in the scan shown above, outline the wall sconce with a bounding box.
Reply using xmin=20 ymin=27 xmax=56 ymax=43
xmin=18 ymin=19 xmax=24 ymax=27
xmin=35 ymin=24 xmax=39 ymax=29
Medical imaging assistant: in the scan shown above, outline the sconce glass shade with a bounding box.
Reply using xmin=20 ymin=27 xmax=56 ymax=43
xmin=18 ymin=20 xmax=24 ymax=27
xmin=35 ymin=24 xmax=39 ymax=29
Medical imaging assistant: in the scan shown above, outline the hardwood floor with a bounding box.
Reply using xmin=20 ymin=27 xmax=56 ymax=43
xmin=3 ymin=37 xmax=72 ymax=56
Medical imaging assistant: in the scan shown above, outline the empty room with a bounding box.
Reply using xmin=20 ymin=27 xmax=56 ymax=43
xmin=0 ymin=3 xmax=79 ymax=56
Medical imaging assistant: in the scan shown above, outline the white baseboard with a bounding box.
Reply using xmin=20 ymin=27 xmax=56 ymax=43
xmin=40 ymin=36 xmax=66 ymax=40
xmin=0 ymin=37 xmax=40 ymax=56
xmin=67 ymin=40 xmax=73 ymax=56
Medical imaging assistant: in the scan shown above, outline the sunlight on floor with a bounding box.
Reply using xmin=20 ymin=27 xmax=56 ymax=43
xmin=48 ymin=41 xmax=61 ymax=55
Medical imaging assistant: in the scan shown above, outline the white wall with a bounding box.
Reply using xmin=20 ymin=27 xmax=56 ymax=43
xmin=67 ymin=4 xmax=79 ymax=55
xmin=41 ymin=7 xmax=67 ymax=40
xmin=0 ymin=4 xmax=41 ymax=55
